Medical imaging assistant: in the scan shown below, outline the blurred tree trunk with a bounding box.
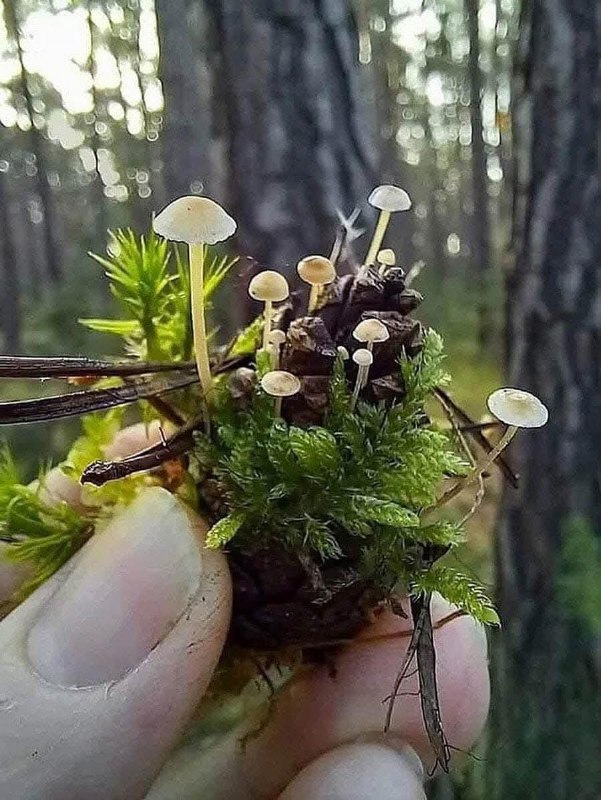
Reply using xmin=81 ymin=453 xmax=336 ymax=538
xmin=156 ymin=1 xmax=376 ymax=273
xmin=466 ymin=0 xmax=492 ymax=348
xmin=86 ymin=2 xmax=109 ymax=247
xmin=0 ymin=166 xmax=21 ymax=352
xmin=424 ymin=116 xmax=447 ymax=281
xmin=3 ymin=0 xmax=62 ymax=285
xmin=492 ymin=1 xmax=601 ymax=798
xmin=196 ymin=0 xmax=376 ymax=270
xmin=155 ymin=0 xmax=215 ymax=200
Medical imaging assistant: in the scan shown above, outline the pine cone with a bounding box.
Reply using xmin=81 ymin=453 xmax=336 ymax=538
xmin=228 ymin=544 xmax=384 ymax=650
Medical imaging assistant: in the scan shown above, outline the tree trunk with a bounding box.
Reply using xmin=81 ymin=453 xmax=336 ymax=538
xmin=86 ymin=2 xmax=109 ymax=247
xmin=155 ymin=0 xmax=215 ymax=201
xmin=0 ymin=165 xmax=22 ymax=352
xmin=466 ymin=0 xmax=492 ymax=348
xmin=3 ymin=0 xmax=62 ymax=285
xmin=155 ymin=0 xmax=377 ymax=313
xmin=204 ymin=0 xmax=377 ymax=270
xmin=492 ymin=1 xmax=601 ymax=798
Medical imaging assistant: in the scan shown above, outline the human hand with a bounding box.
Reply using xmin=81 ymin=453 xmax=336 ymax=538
xmin=0 ymin=426 xmax=489 ymax=800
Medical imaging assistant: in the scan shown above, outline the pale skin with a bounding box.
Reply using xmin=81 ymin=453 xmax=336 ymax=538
xmin=0 ymin=425 xmax=490 ymax=800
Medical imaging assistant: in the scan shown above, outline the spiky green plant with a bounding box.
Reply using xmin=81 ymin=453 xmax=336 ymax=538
xmin=80 ymin=229 xmax=236 ymax=362
xmin=0 ymin=446 xmax=90 ymax=595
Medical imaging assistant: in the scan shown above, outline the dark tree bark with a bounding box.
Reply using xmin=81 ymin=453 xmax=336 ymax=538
xmin=155 ymin=0 xmax=215 ymax=200
xmin=203 ymin=0 xmax=377 ymax=270
xmin=3 ymin=0 xmax=62 ymax=285
xmin=0 ymin=164 xmax=22 ymax=352
xmin=466 ymin=0 xmax=492 ymax=348
xmin=154 ymin=0 xmax=377 ymax=319
xmin=492 ymin=1 xmax=601 ymax=798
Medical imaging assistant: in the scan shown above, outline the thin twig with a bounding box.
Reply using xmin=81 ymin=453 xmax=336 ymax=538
xmin=434 ymin=388 xmax=518 ymax=488
xmin=412 ymin=593 xmax=451 ymax=772
xmin=405 ymin=260 xmax=425 ymax=287
xmin=0 ymin=373 xmax=199 ymax=425
xmin=144 ymin=396 xmax=185 ymax=427
xmin=384 ymin=597 xmax=428 ymax=732
xmin=459 ymin=420 xmax=502 ymax=433
xmin=81 ymin=413 xmax=204 ymax=486
xmin=0 ymin=355 xmax=195 ymax=378
xmin=435 ymin=390 xmax=486 ymax=525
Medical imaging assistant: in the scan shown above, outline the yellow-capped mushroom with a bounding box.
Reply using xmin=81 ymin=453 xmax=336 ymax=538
xmin=248 ymin=271 xmax=290 ymax=349
xmin=297 ymin=255 xmax=336 ymax=313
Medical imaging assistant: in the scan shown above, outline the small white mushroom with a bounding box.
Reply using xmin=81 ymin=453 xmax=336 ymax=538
xmin=261 ymin=370 xmax=301 ymax=416
xmin=267 ymin=329 xmax=287 ymax=369
xmin=438 ymin=387 xmax=548 ymax=506
xmin=337 ymin=345 xmax=350 ymax=361
xmin=351 ymin=348 xmax=373 ymax=409
xmin=248 ymin=271 xmax=290 ymax=349
xmin=364 ymin=185 xmax=411 ymax=267
xmin=352 ymin=318 xmax=390 ymax=352
xmin=153 ymin=195 xmax=236 ymax=405
xmin=297 ymin=255 xmax=336 ymax=313
xmin=377 ymin=248 xmax=396 ymax=276
xmin=487 ymin=388 xmax=549 ymax=429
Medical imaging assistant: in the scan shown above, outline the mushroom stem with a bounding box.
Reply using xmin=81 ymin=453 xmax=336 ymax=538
xmin=436 ymin=424 xmax=518 ymax=507
xmin=365 ymin=210 xmax=391 ymax=267
xmin=263 ymin=300 xmax=273 ymax=349
xmin=351 ymin=366 xmax=368 ymax=410
xmin=274 ymin=396 xmax=283 ymax=417
xmin=308 ymin=284 xmax=321 ymax=314
xmin=189 ymin=242 xmax=213 ymax=404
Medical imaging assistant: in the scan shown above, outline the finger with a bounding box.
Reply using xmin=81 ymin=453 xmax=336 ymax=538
xmin=0 ymin=420 xmax=170 ymax=607
xmin=147 ymin=595 xmax=489 ymax=800
xmin=36 ymin=466 xmax=87 ymax=510
xmin=0 ymin=544 xmax=33 ymax=605
xmin=103 ymin=419 xmax=166 ymax=460
xmin=243 ymin=595 xmax=489 ymax=797
xmin=278 ymin=743 xmax=426 ymax=800
xmin=37 ymin=419 xmax=165 ymax=511
xmin=0 ymin=487 xmax=231 ymax=800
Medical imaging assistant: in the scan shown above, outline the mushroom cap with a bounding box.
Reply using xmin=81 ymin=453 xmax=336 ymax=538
xmin=377 ymin=248 xmax=396 ymax=266
xmin=267 ymin=329 xmax=287 ymax=347
xmin=487 ymin=388 xmax=549 ymax=429
xmin=248 ymin=270 xmax=290 ymax=303
xmin=352 ymin=318 xmax=390 ymax=344
xmin=153 ymin=195 xmax=236 ymax=245
xmin=260 ymin=370 xmax=301 ymax=398
xmin=353 ymin=348 xmax=373 ymax=367
xmin=368 ymin=185 xmax=412 ymax=213
xmin=297 ymin=255 xmax=336 ymax=286
xmin=337 ymin=345 xmax=350 ymax=360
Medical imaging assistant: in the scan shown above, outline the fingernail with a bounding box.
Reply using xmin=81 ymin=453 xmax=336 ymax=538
xmin=28 ymin=487 xmax=203 ymax=687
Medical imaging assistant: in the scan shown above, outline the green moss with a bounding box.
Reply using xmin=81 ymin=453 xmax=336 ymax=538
xmin=192 ymin=331 xmax=498 ymax=625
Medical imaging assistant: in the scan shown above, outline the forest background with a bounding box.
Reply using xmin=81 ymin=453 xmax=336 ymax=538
xmin=0 ymin=1 xmax=599 ymax=797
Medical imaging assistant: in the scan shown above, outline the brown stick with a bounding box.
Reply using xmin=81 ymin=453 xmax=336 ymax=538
xmin=81 ymin=413 xmax=204 ymax=486
xmin=0 ymin=356 xmax=195 ymax=378
xmin=0 ymin=373 xmax=199 ymax=425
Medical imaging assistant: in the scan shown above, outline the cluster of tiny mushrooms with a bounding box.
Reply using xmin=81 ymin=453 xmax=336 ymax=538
xmin=152 ymin=186 xmax=548 ymax=506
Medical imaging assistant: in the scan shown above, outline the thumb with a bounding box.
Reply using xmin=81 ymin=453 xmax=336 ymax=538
xmin=0 ymin=487 xmax=231 ymax=800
